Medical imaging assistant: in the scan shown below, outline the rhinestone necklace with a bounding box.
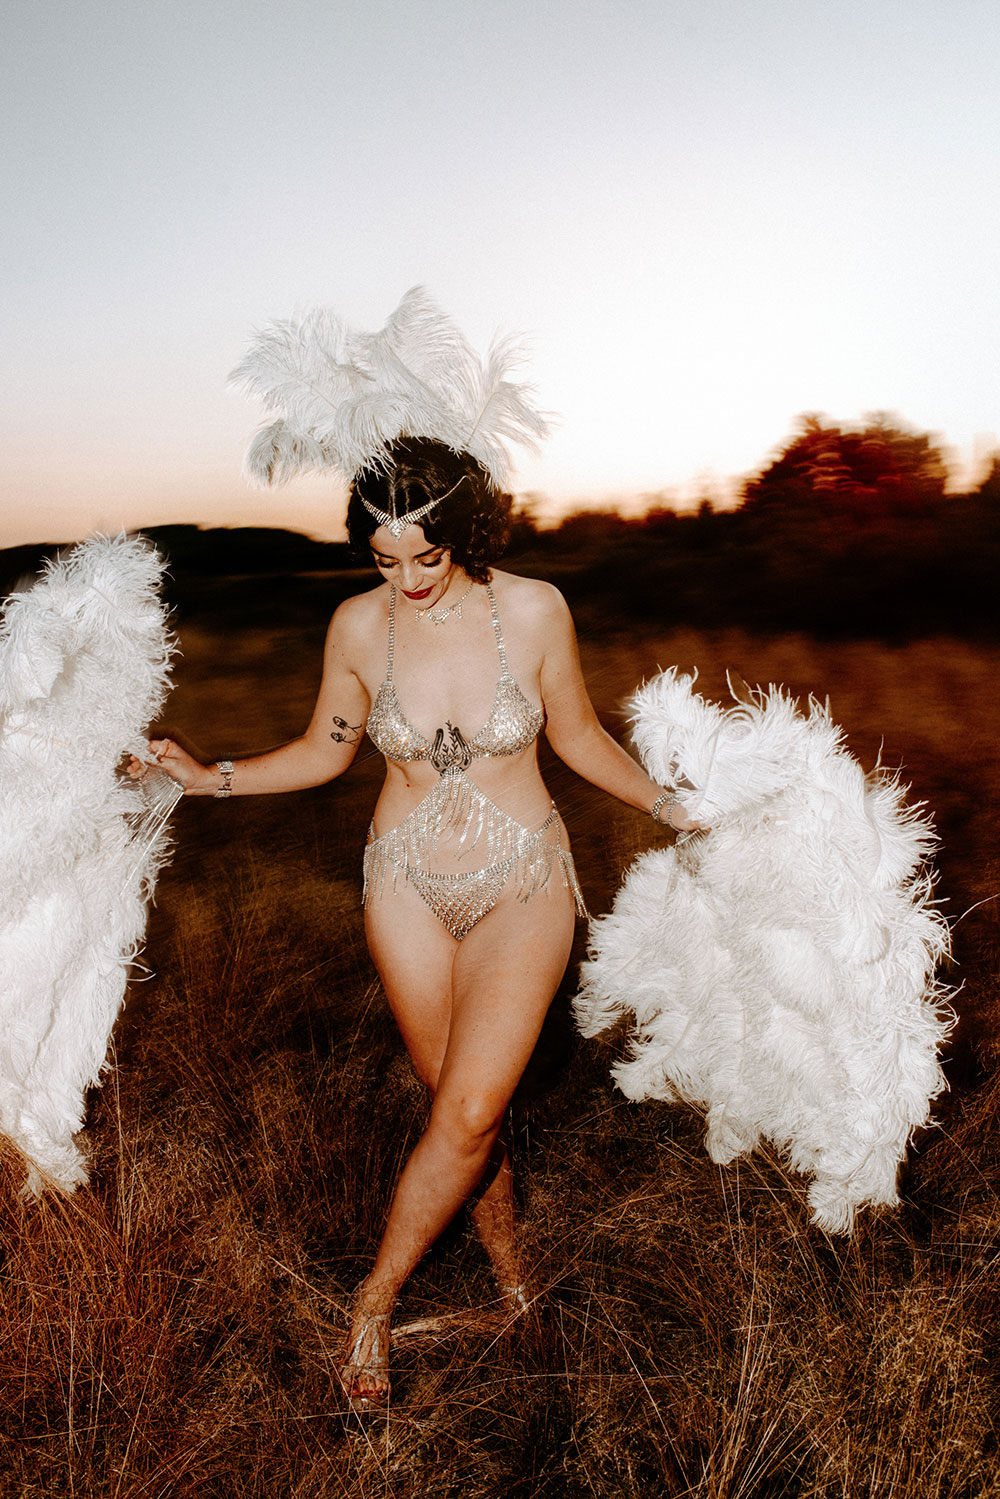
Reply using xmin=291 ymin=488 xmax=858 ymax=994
xmin=414 ymin=580 xmax=475 ymax=624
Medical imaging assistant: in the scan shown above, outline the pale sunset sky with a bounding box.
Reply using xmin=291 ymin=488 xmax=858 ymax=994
xmin=3 ymin=0 xmax=998 ymax=548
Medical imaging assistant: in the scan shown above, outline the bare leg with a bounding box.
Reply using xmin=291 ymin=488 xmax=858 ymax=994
xmin=344 ymin=872 xmax=575 ymax=1398
xmin=469 ymin=1137 xmax=526 ymax=1300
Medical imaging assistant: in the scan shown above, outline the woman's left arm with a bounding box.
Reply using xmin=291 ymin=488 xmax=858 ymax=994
xmin=537 ymin=587 xmax=704 ymax=832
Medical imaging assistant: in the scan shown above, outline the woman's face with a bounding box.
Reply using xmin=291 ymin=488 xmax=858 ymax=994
xmin=369 ymin=524 xmax=459 ymax=605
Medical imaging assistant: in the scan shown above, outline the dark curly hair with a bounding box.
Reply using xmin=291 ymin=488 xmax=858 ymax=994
xmin=347 ymin=438 xmax=512 ymax=584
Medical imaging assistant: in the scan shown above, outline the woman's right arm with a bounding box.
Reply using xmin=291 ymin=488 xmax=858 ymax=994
xmin=536 ymin=585 xmax=706 ymax=831
xmin=138 ymin=602 xmax=372 ymax=797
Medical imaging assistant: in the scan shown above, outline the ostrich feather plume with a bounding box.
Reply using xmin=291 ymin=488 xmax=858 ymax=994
xmin=575 ymin=670 xmax=954 ymax=1235
xmin=0 ymin=535 xmax=178 ymax=1193
xmin=228 ymin=286 xmax=550 ymax=489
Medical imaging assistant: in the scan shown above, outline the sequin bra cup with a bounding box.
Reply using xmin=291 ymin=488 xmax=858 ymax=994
xmin=364 ymin=584 xmax=586 ymax=939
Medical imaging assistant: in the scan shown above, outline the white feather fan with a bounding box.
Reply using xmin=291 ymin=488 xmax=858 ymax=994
xmin=575 ymin=670 xmax=954 ymax=1235
xmin=229 ymin=286 xmax=549 ymax=488
xmin=0 ymin=535 xmax=177 ymax=1193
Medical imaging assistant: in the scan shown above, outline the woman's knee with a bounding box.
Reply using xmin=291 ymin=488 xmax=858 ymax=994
xmin=430 ymin=1090 xmax=504 ymax=1158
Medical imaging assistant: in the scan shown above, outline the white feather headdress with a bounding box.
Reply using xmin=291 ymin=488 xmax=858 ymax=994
xmin=228 ymin=287 xmax=550 ymax=497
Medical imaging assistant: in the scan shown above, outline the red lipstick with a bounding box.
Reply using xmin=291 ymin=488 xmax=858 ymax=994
xmin=402 ymin=585 xmax=435 ymax=600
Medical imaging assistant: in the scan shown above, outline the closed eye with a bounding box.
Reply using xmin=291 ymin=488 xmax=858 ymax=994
xmin=371 ymin=551 xmax=448 ymax=569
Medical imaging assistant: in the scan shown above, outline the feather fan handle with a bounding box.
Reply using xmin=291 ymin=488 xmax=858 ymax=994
xmin=229 ymin=287 xmax=550 ymax=488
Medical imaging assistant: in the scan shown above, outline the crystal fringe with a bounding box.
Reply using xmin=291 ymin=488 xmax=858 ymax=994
xmin=363 ymin=768 xmax=585 ymax=939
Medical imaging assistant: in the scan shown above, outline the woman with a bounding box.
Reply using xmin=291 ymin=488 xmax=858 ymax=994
xmin=138 ymin=294 xmax=701 ymax=1411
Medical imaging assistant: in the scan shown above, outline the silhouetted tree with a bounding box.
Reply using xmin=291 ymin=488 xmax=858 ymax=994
xmin=505 ymin=500 xmax=542 ymax=556
xmin=742 ymin=414 xmax=948 ymax=519
xmin=976 ymin=454 xmax=1000 ymax=505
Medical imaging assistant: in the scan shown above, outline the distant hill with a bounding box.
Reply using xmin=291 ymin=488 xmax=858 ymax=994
xmin=4 ymin=493 xmax=999 ymax=639
xmin=0 ymin=525 xmax=356 ymax=598
xmin=0 ymin=541 xmax=65 ymax=595
xmin=139 ymin=525 xmax=355 ymax=576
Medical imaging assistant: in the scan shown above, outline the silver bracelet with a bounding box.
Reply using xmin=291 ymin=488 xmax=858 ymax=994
xmin=650 ymin=789 xmax=676 ymax=827
xmin=214 ymin=760 xmax=234 ymax=798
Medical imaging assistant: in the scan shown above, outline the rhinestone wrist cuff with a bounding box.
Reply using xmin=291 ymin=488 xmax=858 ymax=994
xmin=214 ymin=760 xmax=234 ymax=798
xmin=651 ymin=790 xmax=676 ymax=827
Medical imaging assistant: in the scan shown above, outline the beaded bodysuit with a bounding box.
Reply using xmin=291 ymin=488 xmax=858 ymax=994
xmin=364 ymin=584 xmax=586 ymax=939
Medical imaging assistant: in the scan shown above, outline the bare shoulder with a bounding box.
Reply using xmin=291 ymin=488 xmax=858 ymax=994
xmin=489 ymin=570 xmax=572 ymax=630
xmin=324 ymin=581 xmax=388 ymax=664
xmin=327 ymin=581 xmax=386 ymax=636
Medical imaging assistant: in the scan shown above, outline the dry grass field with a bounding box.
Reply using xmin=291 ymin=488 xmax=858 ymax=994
xmin=2 ymin=574 xmax=999 ymax=1497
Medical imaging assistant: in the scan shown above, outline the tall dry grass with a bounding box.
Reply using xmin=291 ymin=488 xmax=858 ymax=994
xmin=3 ymin=588 xmax=1000 ymax=1496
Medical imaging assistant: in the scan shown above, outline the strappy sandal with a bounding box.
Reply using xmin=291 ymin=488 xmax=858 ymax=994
xmin=335 ymin=1310 xmax=391 ymax=1413
xmin=498 ymin=1282 xmax=533 ymax=1315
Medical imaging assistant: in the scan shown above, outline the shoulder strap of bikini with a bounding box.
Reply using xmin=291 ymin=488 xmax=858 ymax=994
xmin=486 ymin=584 xmax=509 ymax=675
xmin=386 ymin=586 xmax=397 ymax=681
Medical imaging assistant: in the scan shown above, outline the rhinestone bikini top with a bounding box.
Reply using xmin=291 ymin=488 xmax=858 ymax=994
xmin=367 ymin=584 xmax=544 ymax=773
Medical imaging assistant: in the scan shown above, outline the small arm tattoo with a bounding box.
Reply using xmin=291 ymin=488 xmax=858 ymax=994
xmin=330 ymin=715 xmax=362 ymax=744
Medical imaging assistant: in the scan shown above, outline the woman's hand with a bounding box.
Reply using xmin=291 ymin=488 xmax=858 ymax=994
xmin=127 ymin=738 xmax=214 ymax=795
xmin=668 ymin=799 xmax=710 ymax=834
xmin=652 ymin=790 xmax=710 ymax=834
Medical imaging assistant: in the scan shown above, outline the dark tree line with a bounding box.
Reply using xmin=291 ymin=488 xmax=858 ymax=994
xmin=530 ymin=416 xmax=1000 ymax=639
xmin=3 ymin=416 xmax=997 ymax=640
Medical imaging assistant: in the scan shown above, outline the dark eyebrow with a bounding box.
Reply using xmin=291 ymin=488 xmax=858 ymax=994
xmin=370 ymin=544 xmax=444 ymax=563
